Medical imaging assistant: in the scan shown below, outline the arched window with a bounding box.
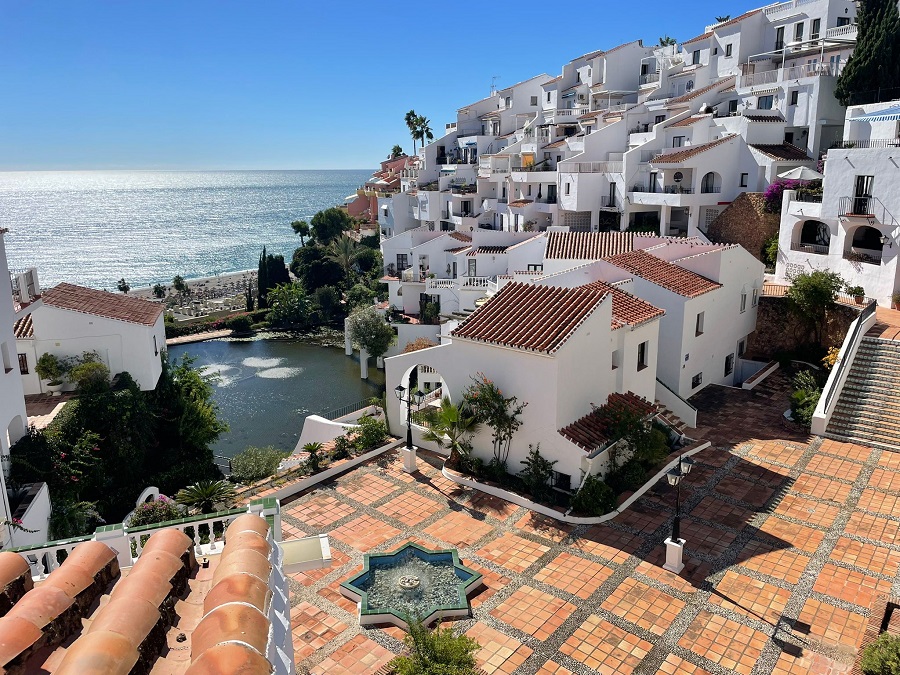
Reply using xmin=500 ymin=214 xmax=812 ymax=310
xmin=852 ymin=225 xmax=883 ymax=251
xmin=799 ymin=220 xmax=830 ymax=247
xmin=700 ymin=172 xmax=721 ymax=193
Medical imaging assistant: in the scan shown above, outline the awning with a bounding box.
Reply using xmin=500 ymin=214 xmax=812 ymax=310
xmin=562 ymin=92 xmax=576 ymax=98
xmin=344 ymin=194 xmax=358 ymax=202
xmin=850 ymin=105 xmax=900 ymax=122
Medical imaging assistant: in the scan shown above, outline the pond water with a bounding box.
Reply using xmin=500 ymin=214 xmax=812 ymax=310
xmin=168 ymin=337 xmax=385 ymax=459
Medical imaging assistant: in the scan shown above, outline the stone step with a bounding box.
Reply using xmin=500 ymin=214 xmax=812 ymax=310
xmin=841 ymin=381 xmax=900 ymax=398
xmin=834 ymin=400 xmax=900 ymax=418
xmin=824 ymin=423 xmax=900 ymax=449
xmin=824 ymin=430 xmax=900 ymax=454
xmin=829 ymin=412 xmax=900 ymax=436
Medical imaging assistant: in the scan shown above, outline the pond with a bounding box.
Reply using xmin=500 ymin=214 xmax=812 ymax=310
xmin=168 ymin=336 xmax=385 ymax=459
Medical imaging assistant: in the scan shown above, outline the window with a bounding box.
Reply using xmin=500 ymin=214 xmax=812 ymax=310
xmin=790 ymin=90 xmax=799 ymax=106
xmin=673 ymin=136 xmax=685 ymax=148
xmin=713 ymin=47 xmax=718 ymax=55
xmin=794 ymin=22 xmax=804 ymax=40
xmin=637 ymin=341 xmax=648 ymax=371
xmin=738 ymin=339 xmax=746 ymax=357
xmin=565 ymin=183 xmax=570 ymax=195
xmin=724 ymin=354 xmax=735 ymax=377
xmin=527 ymin=185 xmax=532 ymax=196
xmin=775 ymin=26 xmax=785 ymax=50
xmin=655 ymin=115 xmax=666 ymax=124
xmin=546 ymin=91 xmax=551 ymax=103
xmin=692 ymin=372 xmax=703 ymax=388
xmin=757 ymin=95 xmax=774 ymax=110
xmin=552 ymin=471 xmax=572 ymax=492
xmin=505 ymin=96 xmax=512 ymax=108
xmin=740 ymin=291 xmax=747 ymax=313
xmin=1 ymin=341 xmax=11 ymax=374
xmin=837 ymin=16 xmax=850 ymax=27
xmin=530 ymin=95 xmax=538 ymax=106
xmin=692 ymin=50 xmax=701 ymax=65
xmin=728 ymin=99 xmax=738 ymax=114
xmin=740 ymin=173 xmax=748 ymax=187
xmin=527 ymin=263 xmax=543 ymax=272
xmin=611 ymin=349 xmax=620 ymax=370
xmin=785 ymin=132 xmax=794 ymax=145
xmin=752 ymin=288 xmax=759 ymax=307
xmin=577 ymin=71 xmax=582 ymax=82
xmin=725 ymin=43 xmax=733 ymax=57
xmin=695 ymin=312 xmax=705 ymax=336
xmin=811 ymin=18 xmax=820 ymax=40
xmin=396 ymin=254 xmax=409 ymax=272
xmin=153 ymin=335 xmax=158 ymax=357
xmin=18 ymin=353 xmax=28 ymax=375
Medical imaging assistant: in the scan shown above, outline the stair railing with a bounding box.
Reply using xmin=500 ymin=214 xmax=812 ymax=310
xmin=811 ymin=301 xmax=877 ymax=435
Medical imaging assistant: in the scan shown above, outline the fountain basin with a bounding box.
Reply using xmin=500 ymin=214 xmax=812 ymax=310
xmin=339 ymin=542 xmax=482 ymax=629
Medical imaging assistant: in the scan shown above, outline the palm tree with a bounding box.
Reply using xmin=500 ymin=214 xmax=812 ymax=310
xmin=327 ymin=237 xmax=358 ymax=278
xmin=405 ymin=110 xmax=419 ymax=154
xmin=422 ymin=397 xmax=481 ymax=469
xmin=658 ymin=35 xmax=676 ymax=46
xmin=291 ymin=219 xmax=310 ymax=245
xmin=175 ymin=480 xmax=236 ymax=515
xmin=390 ymin=145 xmax=404 ymax=159
xmin=414 ymin=116 xmax=434 ymax=151
xmin=715 ymin=15 xmax=730 ymax=22
xmin=302 ymin=442 xmax=322 ymax=472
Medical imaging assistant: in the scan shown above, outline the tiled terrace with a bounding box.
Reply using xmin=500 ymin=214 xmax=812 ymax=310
xmin=284 ymin=421 xmax=900 ymax=674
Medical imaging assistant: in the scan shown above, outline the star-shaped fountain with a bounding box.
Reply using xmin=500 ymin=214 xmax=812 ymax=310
xmin=340 ymin=542 xmax=483 ymax=629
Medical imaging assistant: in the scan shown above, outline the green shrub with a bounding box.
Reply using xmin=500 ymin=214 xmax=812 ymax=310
xmin=128 ymin=495 xmax=183 ymax=526
xmin=227 ymin=315 xmax=253 ymax=333
xmin=762 ymin=234 xmax=779 ymax=268
xmin=303 ymin=442 xmax=323 ymax=473
xmin=229 ymin=446 xmax=288 ymax=484
xmin=607 ymin=459 xmax=646 ymax=494
xmin=571 ymin=474 xmax=617 ymax=516
xmin=332 ymin=435 xmax=351 ymax=460
xmin=518 ymin=444 xmax=556 ymax=502
xmin=860 ymin=632 xmax=900 ymax=675
xmin=394 ymin=616 xmax=480 ymax=675
xmin=790 ymin=369 xmax=823 ymax=429
xmin=69 ymin=361 xmax=111 ymax=393
xmin=352 ymin=415 xmax=388 ymax=451
xmin=35 ymin=353 xmax=66 ymax=383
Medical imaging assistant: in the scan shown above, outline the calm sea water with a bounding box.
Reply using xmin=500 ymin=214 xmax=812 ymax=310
xmin=168 ymin=338 xmax=385 ymax=459
xmin=0 ymin=170 xmax=372 ymax=289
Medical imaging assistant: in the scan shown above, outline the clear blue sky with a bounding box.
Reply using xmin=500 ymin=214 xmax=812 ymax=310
xmin=0 ymin=1 xmax=753 ymax=171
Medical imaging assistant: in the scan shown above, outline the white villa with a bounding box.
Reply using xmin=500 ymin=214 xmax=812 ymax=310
xmin=14 ymin=282 xmax=166 ymax=395
xmin=774 ymin=100 xmax=900 ymax=305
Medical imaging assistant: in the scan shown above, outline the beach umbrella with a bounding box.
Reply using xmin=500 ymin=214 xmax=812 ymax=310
xmin=778 ymin=166 xmax=824 ymax=181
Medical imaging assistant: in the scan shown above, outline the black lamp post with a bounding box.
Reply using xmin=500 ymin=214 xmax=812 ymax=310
xmin=666 ymin=455 xmax=695 ymax=542
xmin=395 ymin=384 xmax=425 ymax=451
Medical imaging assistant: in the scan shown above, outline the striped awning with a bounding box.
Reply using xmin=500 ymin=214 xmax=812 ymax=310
xmin=850 ymin=105 xmax=900 ymax=122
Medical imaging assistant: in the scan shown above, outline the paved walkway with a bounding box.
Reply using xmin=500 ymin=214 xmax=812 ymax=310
xmin=165 ymin=329 xmax=232 ymax=346
xmin=283 ymin=422 xmax=900 ymax=674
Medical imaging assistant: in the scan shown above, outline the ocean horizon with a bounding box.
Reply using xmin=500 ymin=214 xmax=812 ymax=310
xmin=0 ymin=169 xmax=373 ymax=290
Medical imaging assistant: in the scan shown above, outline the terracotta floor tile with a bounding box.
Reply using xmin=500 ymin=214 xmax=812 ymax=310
xmin=601 ymin=577 xmax=686 ymax=636
xmin=476 ymin=533 xmax=551 ymax=574
xmin=791 ymin=474 xmax=852 ymax=504
xmin=309 ymin=634 xmax=395 ymax=674
xmin=336 ymin=474 xmax=400 ymax=505
xmin=514 ymin=512 xmax=573 ymax=543
xmin=856 ymin=488 xmax=900 ymax=518
xmin=771 ymin=647 xmax=852 ymax=675
xmin=534 ymin=551 xmax=614 ymax=599
xmin=773 ymin=494 xmax=840 ymax=528
xmin=289 ymin=494 xmax=357 ymax=529
xmin=678 ymin=610 xmax=768 ymax=675
xmin=290 ymin=601 xmax=348 ymax=660
xmin=711 ymin=570 xmax=790 ymax=623
xmin=830 ymin=536 xmax=900 ymax=577
xmin=534 ymin=661 xmax=574 ymax=675
xmin=812 ymin=562 xmax=891 ymax=609
xmin=423 ymin=510 xmax=494 ymax=547
xmin=657 ymin=653 xmax=713 ymax=674
xmin=329 ymin=513 xmax=402 ymax=552
xmin=490 ymin=585 xmax=576 ymax=640
xmin=736 ymin=539 xmax=809 ymax=585
xmin=805 ymin=455 xmax=862 ymax=482
xmin=756 ymin=516 xmax=825 ymax=553
xmin=376 ymin=490 xmax=444 ymax=526
xmin=560 ymin=615 xmax=653 ymax=673
xmin=795 ymin=598 xmax=866 ymax=649
xmin=845 ymin=511 xmax=900 ymax=546
xmin=465 ymin=622 xmax=533 ymax=674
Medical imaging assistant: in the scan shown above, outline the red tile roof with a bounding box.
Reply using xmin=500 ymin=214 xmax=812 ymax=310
xmin=668 ymin=77 xmax=735 ymax=104
xmin=749 ymin=143 xmax=810 ymax=161
xmin=466 ymin=246 xmax=509 ymax=256
xmin=651 ymin=134 xmax=736 ymax=164
xmin=559 ymin=392 xmax=656 ymax=451
xmin=42 ymin=283 xmax=163 ymax=326
xmin=546 ymin=231 xmax=637 ymax=260
xmin=668 ymin=114 xmax=712 ymax=128
xmin=745 ymin=113 xmax=785 ymax=122
xmin=585 ymin=281 xmax=665 ymax=329
xmin=543 ymin=138 xmax=570 ymax=149
xmin=445 ymin=245 xmax=471 ymax=254
xmin=683 ymin=9 xmax=761 ymax=43
xmin=606 ymin=249 xmax=721 ymax=297
xmin=13 ymin=314 xmax=33 ymax=339
xmin=543 ymin=75 xmax=563 ymax=85
xmin=450 ymin=282 xmax=608 ymax=354
xmin=449 ymin=232 xmax=473 ymax=242
xmin=509 ymin=199 xmax=534 ymax=207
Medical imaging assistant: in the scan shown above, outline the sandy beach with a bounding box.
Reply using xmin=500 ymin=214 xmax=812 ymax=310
xmin=128 ymin=269 xmax=257 ymax=300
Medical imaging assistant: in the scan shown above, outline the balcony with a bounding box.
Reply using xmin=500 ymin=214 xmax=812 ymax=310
xmin=825 ymin=24 xmax=858 ymax=40
xmin=663 ymin=185 xmax=694 ymax=194
xmin=831 ymin=139 xmax=900 ymax=150
xmin=843 ymin=248 xmax=883 ymax=265
xmin=738 ymin=61 xmax=844 ymax=88
xmin=558 ymin=161 xmax=624 ymax=173
xmin=790 ymin=241 xmax=829 ymax=255
xmin=600 ymin=196 xmax=619 ymax=209
xmin=639 ymin=73 xmax=660 ymax=86
xmin=450 ymin=184 xmax=478 ymax=195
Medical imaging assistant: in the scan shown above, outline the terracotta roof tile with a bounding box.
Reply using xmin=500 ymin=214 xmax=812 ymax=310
xmin=191 ymin=603 xmax=270 ymax=660
xmin=449 ymin=232 xmax=473 ymax=243
xmin=543 ymin=138 xmax=569 ymax=149
xmin=42 ymin=283 xmax=163 ymax=327
xmin=450 ymin=282 xmax=608 ymax=354
xmin=683 ymin=31 xmax=713 ymax=44
xmin=749 ymin=142 xmax=809 ymax=160
xmin=509 ymin=199 xmax=534 ymax=207
xmin=683 ymin=9 xmax=761 ymax=43
xmin=445 ymin=245 xmax=471 ymax=254
xmin=185 ymin=643 xmax=272 ymax=675
xmin=745 ymin=113 xmax=785 ymax=122
xmin=651 ymin=134 xmax=736 ymax=163
xmin=203 ymin=573 xmax=271 ymax=616
xmin=606 ymin=249 xmax=721 ymax=297
xmin=54 ymin=630 xmax=139 ymax=675
xmin=668 ymin=76 xmax=735 ymax=104
xmin=668 ymin=114 xmax=712 ymax=128
xmin=545 ymin=231 xmax=636 ymax=260
xmin=584 ymin=281 xmax=665 ymax=328
xmin=559 ymin=392 xmax=656 ymax=451
xmin=543 ymin=75 xmax=563 ymax=85
xmin=12 ymin=314 xmax=32 ymax=339
xmin=466 ymin=246 xmax=509 ymax=256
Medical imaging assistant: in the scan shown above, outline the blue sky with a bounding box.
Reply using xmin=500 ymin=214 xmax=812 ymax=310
xmin=0 ymin=1 xmax=753 ymax=171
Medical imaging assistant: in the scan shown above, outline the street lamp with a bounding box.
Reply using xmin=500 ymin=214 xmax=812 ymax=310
xmin=394 ymin=384 xmax=425 ymax=452
xmin=663 ymin=454 xmax=695 ymax=573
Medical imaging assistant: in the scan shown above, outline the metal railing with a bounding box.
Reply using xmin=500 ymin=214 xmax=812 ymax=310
xmin=831 ymin=139 xmax=900 ymax=150
xmin=664 ymin=185 xmax=695 ymax=194
xmin=838 ymin=196 xmax=900 ymax=228
xmin=821 ymin=301 xmax=876 ymax=413
xmin=790 ymin=241 xmax=829 ymax=255
xmin=640 ymin=73 xmax=660 ymax=86
xmin=740 ymin=69 xmax=780 ymax=87
xmin=558 ymin=161 xmax=623 ymax=173
xmin=842 ymin=248 xmax=883 ymax=265
xmin=319 ymin=398 xmax=374 ymax=421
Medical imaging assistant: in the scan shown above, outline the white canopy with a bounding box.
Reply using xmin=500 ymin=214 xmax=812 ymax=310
xmin=777 ymin=166 xmax=824 ymax=181
xmin=850 ymin=105 xmax=900 ymax=122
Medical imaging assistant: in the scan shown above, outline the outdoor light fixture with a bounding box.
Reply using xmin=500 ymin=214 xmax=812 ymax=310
xmin=881 ymin=235 xmax=893 ymax=248
xmin=395 ymin=383 xmax=425 ymax=452
xmin=666 ymin=455 xmax=695 ymax=546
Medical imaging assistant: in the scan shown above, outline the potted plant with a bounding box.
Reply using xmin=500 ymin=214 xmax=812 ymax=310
xmin=892 ymin=291 xmax=900 ymax=310
xmin=35 ymin=353 xmax=66 ymax=395
xmin=846 ymin=284 xmax=865 ymax=304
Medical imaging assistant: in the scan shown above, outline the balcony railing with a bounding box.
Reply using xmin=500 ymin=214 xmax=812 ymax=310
xmin=699 ymin=186 xmax=722 ymax=194
xmin=639 ymin=73 xmax=661 ymax=86
xmin=764 ymin=0 xmax=819 ymax=17
xmin=558 ymin=161 xmax=624 ymax=173
xmin=791 ymin=241 xmax=830 ymax=255
xmin=459 ymin=276 xmax=497 ymax=290
xmin=664 ymin=185 xmax=694 ymax=194
xmin=838 ymin=196 xmax=900 ymax=228
xmin=794 ymin=190 xmax=823 ymax=203
xmin=825 ymin=24 xmax=858 ymax=39
xmin=738 ymin=61 xmax=843 ymax=88
xmin=426 ymin=278 xmax=456 ymax=290
xmin=740 ymin=69 xmax=780 ymax=87
xmin=843 ymin=248 xmax=883 ymax=265
xmin=831 ymin=139 xmax=900 ymax=150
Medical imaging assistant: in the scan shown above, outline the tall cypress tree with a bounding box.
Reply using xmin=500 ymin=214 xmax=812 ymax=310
xmin=257 ymin=246 xmax=269 ymax=309
xmin=835 ymin=0 xmax=900 ymax=105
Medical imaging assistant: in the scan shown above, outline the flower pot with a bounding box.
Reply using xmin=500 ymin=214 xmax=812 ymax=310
xmin=855 ymin=295 xmax=864 ymax=305
xmin=45 ymin=382 xmax=64 ymax=396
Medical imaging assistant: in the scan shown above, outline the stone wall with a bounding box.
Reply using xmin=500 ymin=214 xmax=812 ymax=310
xmin=746 ymin=296 xmax=859 ymax=358
xmin=707 ymin=193 xmax=780 ymax=262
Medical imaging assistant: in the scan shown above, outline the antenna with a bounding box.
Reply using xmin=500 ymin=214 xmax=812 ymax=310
xmin=491 ymin=75 xmax=501 ymax=96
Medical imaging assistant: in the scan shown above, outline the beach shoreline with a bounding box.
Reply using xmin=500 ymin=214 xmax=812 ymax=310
xmin=128 ymin=268 xmax=257 ymax=299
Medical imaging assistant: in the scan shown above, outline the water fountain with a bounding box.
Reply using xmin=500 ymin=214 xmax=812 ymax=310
xmin=340 ymin=543 xmax=483 ymax=629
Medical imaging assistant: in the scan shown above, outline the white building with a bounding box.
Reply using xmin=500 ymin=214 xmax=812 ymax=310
xmin=15 ymin=283 xmax=166 ymax=394
xmin=0 ymin=229 xmax=42 ymax=549
xmin=774 ymin=100 xmax=900 ymax=305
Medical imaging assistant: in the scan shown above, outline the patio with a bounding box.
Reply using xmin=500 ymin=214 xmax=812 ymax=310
xmin=283 ymin=424 xmax=900 ymax=674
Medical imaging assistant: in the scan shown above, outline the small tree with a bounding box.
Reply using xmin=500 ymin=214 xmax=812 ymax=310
xmin=35 ymin=353 xmax=66 ymax=384
xmin=226 ymin=314 xmax=253 ymax=335
xmin=658 ymin=35 xmax=676 ymax=46
xmin=173 ymin=275 xmax=188 ymax=296
xmin=266 ymin=283 xmax=311 ymax=329
xmin=403 ymin=337 xmax=438 ymax=353
xmin=69 ymin=361 xmax=110 ymax=394
xmin=128 ymin=495 xmax=183 ymax=526
xmin=327 ymin=237 xmax=359 ymax=279
xmin=762 ymin=234 xmax=779 ymax=268
xmin=787 ymin=270 xmax=844 ymax=344
xmin=229 ymin=446 xmax=287 ymax=484
xmin=463 ymin=374 xmax=527 ymax=465
xmin=303 ymin=442 xmax=322 ymax=472
xmin=571 ymin=474 xmax=616 ymax=516
xmin=348 ymin=307 xmax=394 ymax=363
xmin=715 ymin=14 xmax=730 ymax=22
xmin=860 ymin=631 xmax=900 ymax=675
xmin=152 ymin=283 xmax=166 ymax=299
xmin=391 ymin=145 xmax=404 ymax=158
xmin=345 ymin=282 xmax=376 ymax=310
xmin=393 ymin=616 xmax=480 ymax=675
xmin=291 ymin=219 xmax=311 ymax=245
xmin=835 ymin=0 xmax=900 ymax=106
xmin=117 ymin=278 xmax=130 ymax=294
xmin=310 ymin=207 xmax=353 ymax=243
xmin=519 ymin=444 xmax=556 ymax=502
xmin=175 ymin=480 xmax=236 ymax=515
xmin=423 ymin=397 xmax=481 ymax=469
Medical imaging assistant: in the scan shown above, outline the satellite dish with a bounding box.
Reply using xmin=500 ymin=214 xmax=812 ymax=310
xmin=673 ymin=171 xmax=684 ymax=183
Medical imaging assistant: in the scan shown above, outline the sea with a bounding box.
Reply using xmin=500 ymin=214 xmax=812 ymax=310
xmin=0 ymin=170 xmax=373 ymax=290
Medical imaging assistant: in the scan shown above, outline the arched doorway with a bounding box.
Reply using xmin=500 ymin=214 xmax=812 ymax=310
xmin=845 ymin=225 xmax=884 ymax=264
xmin=700 ymin=172 xmax=722 ymax=194
xmin=795 ymin=220 xmax=831 ymax=253
xmin=397 ymin=363 xmax=451 ymax=428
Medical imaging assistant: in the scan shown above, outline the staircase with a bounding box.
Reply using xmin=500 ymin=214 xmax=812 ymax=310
xmin=826 ymin=335 xmax=900 ymax=452
xmin=655 ymin=401 xmax=690 ymax=438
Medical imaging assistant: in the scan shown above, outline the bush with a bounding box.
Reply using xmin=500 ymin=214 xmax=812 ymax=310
xmin=352 ymin=415 xmax=388 ymax=451
xmin=69 ymin=361 xmax=110 ymax=393
xmin=332 ymin=435 xmax=351 ymax=460
xmin=394 ymin=616 xmax=480 ymax=675
xmin=227 ymin=315 xmax=253 ymax=334
xmin=518 ymin=444 xmax=556 ymax=502
xmin=128 ymin=495 xmax=183 ymax=526
xmin=860 ymin=632 xmax=900 ymax=675
xmin=35 ymin=353 xmax=65 ymax=383
xmin=762 ymin=234 xmax=779 ymax=268
xmin=790 ymin=369 xmax=822 ymax=428
xmin=571 ymin=474 xmax=617 ymax=516
xmin=606 ymin=459 xmax=646 ymax=494
xmin=230 ymin=446 xmax=288 ymax=484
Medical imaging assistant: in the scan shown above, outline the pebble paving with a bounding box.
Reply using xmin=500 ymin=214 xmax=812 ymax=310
xmin=282 ymin=411 xmax=900 ymax=673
